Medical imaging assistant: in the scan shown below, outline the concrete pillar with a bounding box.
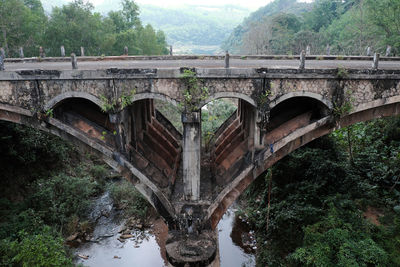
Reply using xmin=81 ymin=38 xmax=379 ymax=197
xmin=385 ymin=45 xmax=391 ymax=57
xmin=124 ymin=46 xmax=128 ymax=55
xmin=61 ymin=46 xmax=65 ymax=57
xmin=80 ymin=46 xmax=85 ymax=57
xmin=182 ymin=112 xmax=201 ymax=201
xmin=19 ymin=47 xmax=24 ymax=58
xmin=0 ymin=47 xmax=5 ymax=59
xmin=372 ymin=53 xmax=380 ymax=70
xmin=326 ymin=44 xmax=331 ymax=56
xmin=366 ymin=46 xmax=371 ymax=56
xmin=39 ymin=46 xmax=45 ymax=58
xmin=299 ymin=50 xmax=305 ymax=70
xmin=225 ymin=50 xmax=230 ymax=68
xmin=169 ymin=45 xmax=173 ymax=56
xmin=0 ymin=54 xmax=4 ymax=71
xmin=306 ymin=45 xmax=311 ymax=56
xmin=71 ymin=53 xmax=78 ymax=69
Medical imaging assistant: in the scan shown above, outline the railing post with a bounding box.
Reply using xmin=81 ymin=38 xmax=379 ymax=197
xmin=299 ymin=50 xmax=305 ymax=70
xmin=19 ymin=47 xmax=24 ymax=58
xmin=372 ymin=53 xmax=380 ymax=70
xmin=366 ymin=46 xmax=371 ymax=56
xmin=71 ymin=53 xmax=78 ymax=69
xmin=225 ymin=50 xmax=230 ymax=68
xmin=39 ymin=46 xmax=45 ymax=58
xmin=385 ymin=45 xmax=391 ymax=57
xmin=61 ymin=46 xmax=65 ymax=57
xmin=169 ymin=45 xmax=173 ymax=56
xmin=326 ymin=44 xmax=331 ymax=56
xmin=306 ymin=45 xmax=311 ymax=56
xmin=0 ymin=54 xmax=4 ymax=71
xmin=124 ymin=46 xmax=128 ymax=55
xmin=0 ymin=47 xmax=5 ymax=59
xmin=80 ymin=46 xmax=85 ymax=57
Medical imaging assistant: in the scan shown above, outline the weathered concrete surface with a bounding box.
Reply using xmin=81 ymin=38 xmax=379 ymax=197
xmin=1 ymin=61 xmax=400 ymax=262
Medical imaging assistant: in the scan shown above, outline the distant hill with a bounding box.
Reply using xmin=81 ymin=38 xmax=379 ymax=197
xmin=222 ymin=0 xmax=312 ymax=54
xmin=41 ymin=1 xmax=251 ymax=55
xmin=138 ymin=4 xmax=250 ymax=54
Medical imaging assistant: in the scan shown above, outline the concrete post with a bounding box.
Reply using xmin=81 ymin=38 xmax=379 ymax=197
xmin=80 ymin=47 xmax=85 ymax=57
xmin=39 ymin=46 xmax=45 ymax=58
xmin=0 ymin=47 xmax=5 ymax=59
xmin=366 ymin=46 xmax=371 ymax=56
xmin=61 ymin=46 xmax=65 ymax=57
xmin=19 ymin=47 xmax=24 ymax=58
xmin=299 ymin=50 xmax=305 ymax=70
xmin=385 ymin=45 xmax=391 ymax=57
xmin=71 ymin=53 xmax=78 ymax=69
xmin=372 ymin=53 xmax=380 ymax=70
xmin=306 ymin=45 xmax=311 ymax=56
xmin=0 ymin=54 xmax=4 ymax=71
xmin=225 ymin=51 xmax=230 ymax=68
xmin=182 ymin=112 xmax=201 ymax=201
xmin=169 ymin=45 xmax=173 ymax=56
xmin=326 ymin=44 xmax=331 ymax=56
xmin=124 ymin=46 xmax=128 ymax=55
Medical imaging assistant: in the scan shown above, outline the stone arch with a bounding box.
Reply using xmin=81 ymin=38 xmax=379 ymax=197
xmin=269 ymin=91 xmax=333 ymax=110
xmin=132 ymin=92 xmax=179 ymax=107
xmin=44 ymin=91 xmax=103 ymax=111
xmin=206 ymin=97 xmax=400 ymax=229
xmin=201 ymin=92 xmax=257 ymax=108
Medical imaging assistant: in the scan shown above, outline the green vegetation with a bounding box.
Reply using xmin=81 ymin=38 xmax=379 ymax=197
xmin=224 ymin=0 xmax=400 ymax=56
xmin=0 ymin=0 xmax=168 ymax=58
xmin=0 ymin=121 xmax=110 ymax=264
xmin=239 ymin=116 xmax=400 ymax=266
xmin=181 ymin=69 xmax=209 ymax=113
xmin=109 ymin=180 xmax=150 ymax=220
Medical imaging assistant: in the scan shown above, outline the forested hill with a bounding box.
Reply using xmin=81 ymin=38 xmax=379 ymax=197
xmin=223 ymin=0 xmax=400 ymax=56
xmin=138 ymin=5 xmax=250 ymax=54
xmin=1 ymin=0 xmax=168 ymax=58
xmin=222 ymin=0 xmax=312 ymax=54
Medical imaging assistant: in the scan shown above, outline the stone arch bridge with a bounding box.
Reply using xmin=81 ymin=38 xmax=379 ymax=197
xmin=1 ymin=56 xmax=400 ymax=264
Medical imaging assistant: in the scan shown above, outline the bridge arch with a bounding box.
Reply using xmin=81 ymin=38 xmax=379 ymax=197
xmin=269 ymin=91 xmax=333 ymax=110
xmin=132 ymin=92 xmax=179 ymax=107
xmin=0 ymin=102 xmax=178 ymax=228
xmin=206 ymin=96 xmax=400 ymax=229
xmin=201 ymin=92 xmax=257 ymax=108
xmin=45 ymin=92 xmax=103 ymax=111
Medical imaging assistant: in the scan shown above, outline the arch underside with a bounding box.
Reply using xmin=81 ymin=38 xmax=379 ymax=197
xmin=0 ymin=103 xmax=178 ymax=227
xmin=206 ymin=96 xmax=400 ymax=229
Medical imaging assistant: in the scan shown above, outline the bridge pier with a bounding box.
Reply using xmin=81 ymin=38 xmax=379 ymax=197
xmin=182 ymin=111 xmax=201 ymax=201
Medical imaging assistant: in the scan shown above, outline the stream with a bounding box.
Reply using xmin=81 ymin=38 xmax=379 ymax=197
xmin=74 ymin=192 xmax=256 ymax=267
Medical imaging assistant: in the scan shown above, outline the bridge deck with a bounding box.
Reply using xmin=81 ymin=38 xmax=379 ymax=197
xmin=4 ymin=58 xmax=400 ymax=71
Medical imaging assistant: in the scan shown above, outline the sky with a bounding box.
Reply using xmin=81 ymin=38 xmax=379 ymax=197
xmin=86 ymin=0 xmax=311 ymax=11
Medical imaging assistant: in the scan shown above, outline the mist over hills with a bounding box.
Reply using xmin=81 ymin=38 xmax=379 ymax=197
xmin=40 ymin=0 xmax=251 ymax=54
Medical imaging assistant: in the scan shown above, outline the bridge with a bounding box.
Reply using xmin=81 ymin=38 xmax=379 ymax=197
xmin=1 ymin=55 xmax=400 ymax=265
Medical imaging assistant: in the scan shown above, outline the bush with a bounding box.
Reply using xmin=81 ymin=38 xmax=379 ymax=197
xmin=29 ymin=174 xmax=96 ymax=227
xmin=109 ymin=180 xmax=150 ymax=220
xmin=0 ymin=226 xmax=73 ymax=267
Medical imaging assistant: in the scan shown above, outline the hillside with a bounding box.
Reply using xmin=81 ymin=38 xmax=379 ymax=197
xmin=222 ymin=0 xmax=312 ymax=54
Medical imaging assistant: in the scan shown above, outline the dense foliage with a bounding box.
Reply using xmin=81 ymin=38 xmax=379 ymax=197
xmin=0 ymin=122 xmax=108 ymax=264
xmin=223 ymin=0 xmax=400 ymax=56
xmin=239 ymin=116 xmax=400 ymax=266
xmin=0 ymin=0 xmax=168 ymax=57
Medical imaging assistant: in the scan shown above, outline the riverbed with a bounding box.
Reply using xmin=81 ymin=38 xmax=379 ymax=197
xmin=74 ymin=193 xmax=255 ymax=267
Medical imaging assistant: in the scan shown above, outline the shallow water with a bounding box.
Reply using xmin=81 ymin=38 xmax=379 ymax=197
xmin=75 ymin=192 xmax=255 ymax=267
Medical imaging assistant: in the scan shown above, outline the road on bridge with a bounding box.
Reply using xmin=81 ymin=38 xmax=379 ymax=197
xmin=4 ymin=58 xmax=400 ymax=70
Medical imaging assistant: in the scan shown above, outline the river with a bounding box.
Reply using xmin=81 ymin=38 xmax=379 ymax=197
xmin=74 ymin=192 xmax=256 ymax=267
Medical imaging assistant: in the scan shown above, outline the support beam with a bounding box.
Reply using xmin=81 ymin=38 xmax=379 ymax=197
xmin=182 ymin=112 xmax=201 ymax=201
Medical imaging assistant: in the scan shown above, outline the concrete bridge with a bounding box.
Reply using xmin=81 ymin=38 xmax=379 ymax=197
xmin=1 ymin=56 xmax=400 ymax=265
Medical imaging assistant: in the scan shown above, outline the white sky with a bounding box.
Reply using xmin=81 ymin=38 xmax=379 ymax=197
xmin=87 ymin=0 xmax=312 ymax=11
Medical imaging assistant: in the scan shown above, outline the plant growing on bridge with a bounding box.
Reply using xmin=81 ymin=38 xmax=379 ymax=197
xmin=100 ymin=89 xmax=136 ymax=113
xmin=100 ymin=95 xmax=117 ymax=113
xmin=333 ymin=89 xmax=354 ymax=118
xmin=180 ymin=69 xmax=209 ymax=113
